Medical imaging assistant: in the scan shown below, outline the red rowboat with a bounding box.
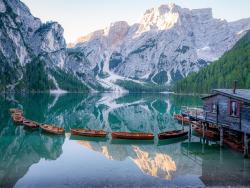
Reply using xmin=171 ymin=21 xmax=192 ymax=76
xmin=193 ymin=126 xmax=219 ymax=140
xmin=23 ymin=119 xmax=40 ymax=129
xmin=223 ymin=138 xmax=243 ymax=152
xmin=40 ymin=124 xmax=65 ymax=135
xmin=191 ymin=121 xmax=202 ymax=127
xmin=174 ymin=114 xmax=191 ymax=124
xmin=158 ymin=130 xmax=188 ymax=140
xmin=208 ymin=124 xmax=219 ymax=131
xmin=112 ymin=132 xmax=154 ymax=140
xmin=71 ymin=128 xmax=107 ymax=137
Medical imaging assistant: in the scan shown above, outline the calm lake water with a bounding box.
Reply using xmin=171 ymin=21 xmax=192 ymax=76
xmin=0 ymin=93 xmax=250 ymax=188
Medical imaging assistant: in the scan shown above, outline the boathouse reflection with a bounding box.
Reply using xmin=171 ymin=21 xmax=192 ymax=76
xmin=181 ymin=140 xmax=250 ymax=186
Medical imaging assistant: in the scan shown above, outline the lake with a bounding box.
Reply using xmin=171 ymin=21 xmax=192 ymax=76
xmin=0 ymin=93 xmax=250 ymax=188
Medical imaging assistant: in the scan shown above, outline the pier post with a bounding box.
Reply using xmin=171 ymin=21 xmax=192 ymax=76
xmin=244 ymin=132 xmax=249 ymax=158
xmin=189 ymin=124 xmax=192 ymax=142
xmin=195 ymin=109 xmax=197 ymax=121
xmin=220 ymin=145 xmax=223 ymax=163
xmin=202 ymin=134 xmax=205 ymax=154
xmin=202 ymin=123 xmax=205 ymax=138
xmin=182 ymin=116 xmax=184 ymax=130
xmin=220 ymin=127 xmax=223 ymax=147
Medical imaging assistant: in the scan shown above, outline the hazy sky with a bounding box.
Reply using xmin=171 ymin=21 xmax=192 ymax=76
xmin=22 ymin=0 xmax=250 ymax=43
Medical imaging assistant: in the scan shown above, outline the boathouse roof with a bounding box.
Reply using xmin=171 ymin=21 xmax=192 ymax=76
xmin=202 ymin=89 xmax=250 ymax=103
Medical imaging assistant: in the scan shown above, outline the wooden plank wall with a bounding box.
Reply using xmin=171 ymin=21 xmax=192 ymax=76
xmin=203 ymin=95 xmax=250 ymax=133
xmin=241 ymin=105 xmax=250 ymax=133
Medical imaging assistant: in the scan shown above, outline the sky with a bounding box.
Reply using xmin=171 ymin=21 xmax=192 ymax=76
xmin=22 ymin=0 xmax=250 ymax=43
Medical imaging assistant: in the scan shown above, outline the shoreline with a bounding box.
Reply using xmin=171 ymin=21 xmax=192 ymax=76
xmin=0 ymin=91 xmax=208 ymax=96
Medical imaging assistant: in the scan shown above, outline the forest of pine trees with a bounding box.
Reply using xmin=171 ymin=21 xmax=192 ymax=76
xmin=14 ymin=57 xmax=89 ymax=92
xmin=173 ymin=30 xmax=250 ymax=94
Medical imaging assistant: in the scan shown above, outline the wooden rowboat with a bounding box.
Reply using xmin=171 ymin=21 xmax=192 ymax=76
xmin=158 ymin=130 xmax=188 ymax=140
xmin=193 ymin=126 xmax=219 ymax=140
xmin=191 ymin=121 xmax=202 ymax=127
xmin=71 ymin=128 xmax=107 ymax=137
xmin=22 ymin=119 xmax=40 ymax=129
xmin=112 ymin=132 xmax=154 ymax=140
xmin=12 ymin=115 xmax=24 ymax=124
xmin=174 ymin=114 xmax=191 ymax=124
xmin=40 ymin=124 xmax=65 ymax=135
xmin=208 ymin=124 xmax=219 ymax=131
xmin=223 ymin=138 xmax=243 ymax=152
xmin=9 ymin=108 xmax=23 ymax=114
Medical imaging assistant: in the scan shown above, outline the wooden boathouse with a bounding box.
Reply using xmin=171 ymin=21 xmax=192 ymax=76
xmin=182 ymin=86 xmax=250 ymax=158
xmin=202 ymin=89 xmax=250 ymax=133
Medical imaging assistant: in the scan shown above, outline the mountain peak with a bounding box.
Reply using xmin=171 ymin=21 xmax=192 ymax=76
xmin=158 ymin=3 xmax=182 ymax=14
xmin=138 ymin=4 xmax=214 ymax=34
xmin=75 ymin=21 xmax=129 ymax=45
xmin=144 ymin=3 xmax=182 ymax=16
xmin=104 ymin=21 xmax=129 ymax=36
xmin=138 ymin=3 xmax=184 ymax=33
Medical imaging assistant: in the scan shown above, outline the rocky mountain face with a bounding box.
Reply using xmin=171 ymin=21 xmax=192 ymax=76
xmin=1 ymin=1 xmax=250 ymax=92
xmin=173 ymin=30 xmax=250 ymax=94
xmin=69 ymin=3 xmax=250 ymax=91
xmin=0 ymin=0 xmax=88 ymax=92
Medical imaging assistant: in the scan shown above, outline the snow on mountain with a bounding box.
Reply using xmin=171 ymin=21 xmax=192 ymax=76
xmin=68 ymin=3 xmax=250 ymax=89
xmin=1 ymin=1 xmax=250 ymax=92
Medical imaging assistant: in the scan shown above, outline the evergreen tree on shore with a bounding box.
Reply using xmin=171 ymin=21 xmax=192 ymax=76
xmin=173 ymin=31 xmax=250 ymax=94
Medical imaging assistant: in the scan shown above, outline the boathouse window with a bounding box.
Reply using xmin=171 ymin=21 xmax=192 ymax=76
xmin=228 ymin=100 xmax=240 ymax=117
xmin=212 ymin=103 xmax=217 ymax=113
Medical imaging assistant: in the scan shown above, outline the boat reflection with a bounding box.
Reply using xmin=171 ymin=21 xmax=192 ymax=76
xmin=158 ymin=136 xmax=188 ymax=146
xmin=110 ymin=139 xmax=154 ymax=145
xmin=70 ymin=135 xmax=109 ymax=142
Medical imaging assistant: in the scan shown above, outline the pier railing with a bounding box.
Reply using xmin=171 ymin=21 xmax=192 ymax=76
xmin=181 ymin=106 xmax=204 ymax=120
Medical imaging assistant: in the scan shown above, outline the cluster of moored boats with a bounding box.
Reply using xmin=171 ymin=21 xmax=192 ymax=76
xmin=10 ymin=108 xmax=244 ymax=152
xmin=10 ymin=108 xmax=189 ymax=140
xmin=10 ymin=108 xmax=64 ymax=134
xmin=174 ymin=113 xmax=220 ymax=140
xmin=174 ymin=113 xmax=244 ymax=152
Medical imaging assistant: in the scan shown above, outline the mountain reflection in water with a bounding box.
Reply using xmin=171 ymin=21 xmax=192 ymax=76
xmin=76 ymin=140 xmax=195 ymax=180
xmin=0 ymin=93 xmax=249 ymax=187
